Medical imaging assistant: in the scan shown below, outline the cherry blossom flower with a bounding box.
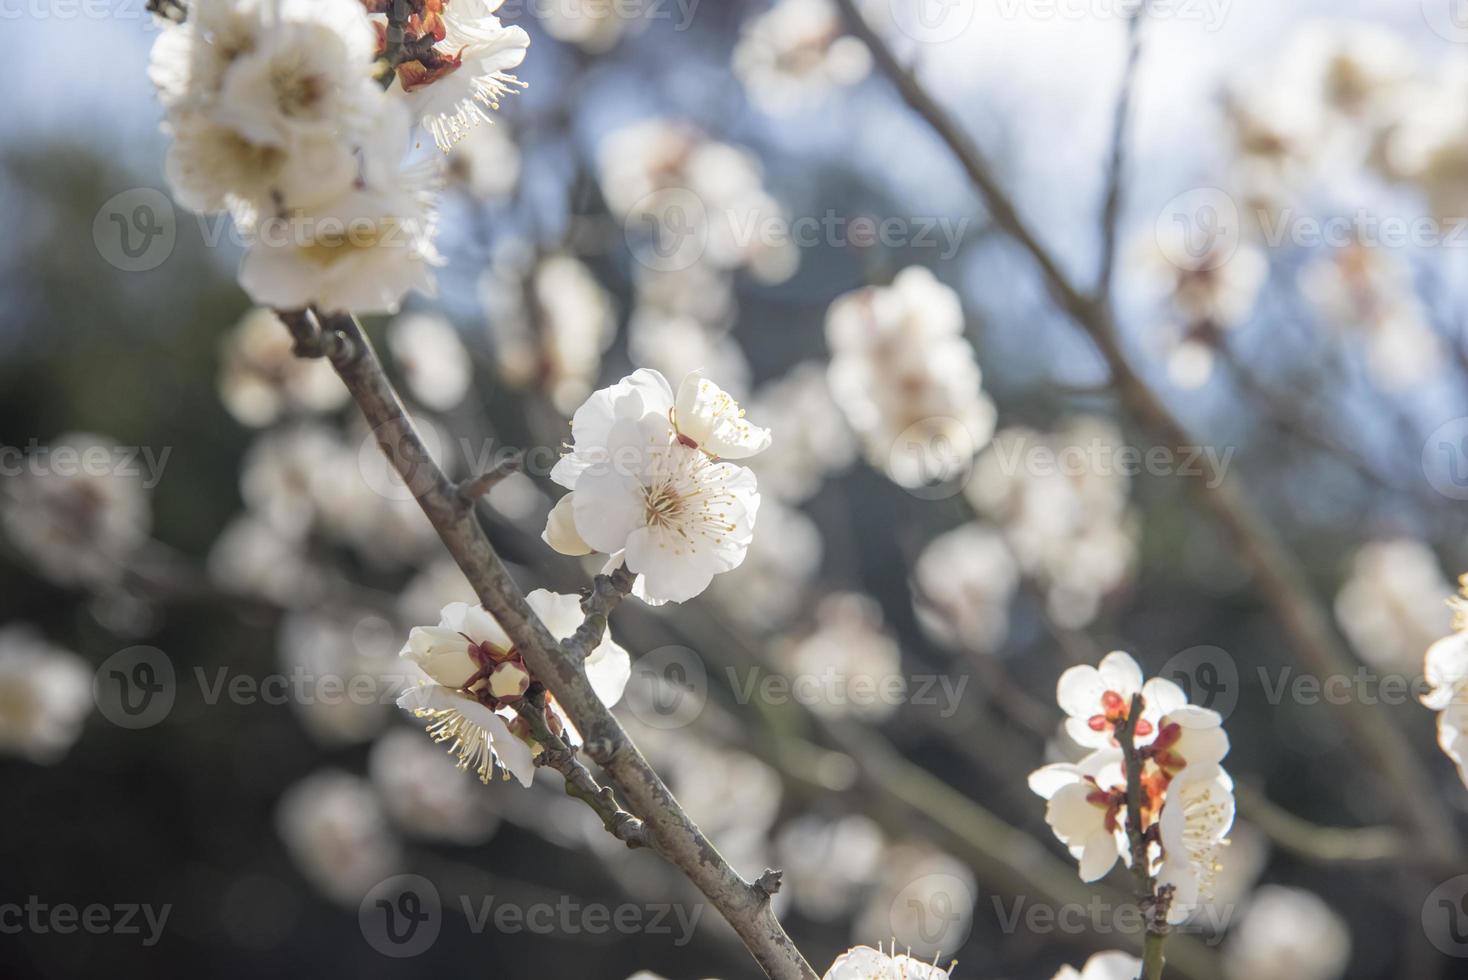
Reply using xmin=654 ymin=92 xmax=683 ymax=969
xmin=0 ymin=626 xmax=93 ymax=764
xmin=1422 ymin=592 xmax=1468 ymax=788
xmin=1051 ymin=951 xmax=1143 ymax=980
xmin=821 ymin=944 xmax=952 ymax=980
xmin=544 ymin=369 xmax=766 ymax=604
xmin=1027 ymin=747 xmax=1127 ymax=881
xmin=396 ymin=592 xmax=628 ymax=785
xmin=1334 ymin=537 xmax=1453 ymax=671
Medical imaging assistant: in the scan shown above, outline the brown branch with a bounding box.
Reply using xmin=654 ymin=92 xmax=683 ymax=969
xmin=835 ymin=0 xmax=1462 ymax=864
xmin=513 ymin=692 xmax=652 ymax=850
xmin=1097 ymin=3 xmax=1147 ymax=299
xmin=1116 ymin=694 xmax=1167 ymax=980
xmin=293 ymin=310 xmax=815 ymax=980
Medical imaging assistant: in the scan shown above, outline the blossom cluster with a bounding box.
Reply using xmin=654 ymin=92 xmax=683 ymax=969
xmin=1029 ymin=651 xmax=1235 ymax=924
xmin=1421 ymin=575 xmax=1468 ymax=789
xmin=149 ymin=0 xmax=528 ymax=314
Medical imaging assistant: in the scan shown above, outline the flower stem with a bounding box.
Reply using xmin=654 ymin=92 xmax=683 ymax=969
xmin=1116 ymin=693 xmax=1168 ymax=980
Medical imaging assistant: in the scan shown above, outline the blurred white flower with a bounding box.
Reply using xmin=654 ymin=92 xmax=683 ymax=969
xmin=746 ymin=362 xmax=856 ymax=502
xmin=538 ymin=0 xmax=637 ymax=52
xmin=207 ymin=513 xmax=318 ymax=606
xmin=276 ymin=769 xmax=402 ymax=906
xmin=968 ymin=419 xmax=1136 ymax=629
xmin=710 ymin=498 xmax=822 ymax=630
xmin=1299 ymin=244 xmax=1441 ymax=390
xmin=599 ymin=120 xmax=798 ymax=282
xmin=444 ymin=115 xmax=521 ymax=199
xmin=388 ymin=312 xmax=473 ymax=411
xmin=826 ymin=267 xmax=995 ymax=489
xmin=546 ymin=369 xmax=765 ymax=604
xmin=775 ymin=814 xmax=884 ymax=921
xmin=218 ymin=308 xmax=348 ymax=427
xmin=386 ymin=0 xmax=530 ymax=153
xmin=1380 ymin=59 xmax=1468 ymax=217
xmin=0 ymin=626 xmax=92 ymax=764
xmin=1334 ymin=538 xmax=1453 ymax=672
xmin=1 ymin=432 xmax=151 ymax=588
xmin=397 ymin=557 xmax=479 ymax=626
xmin=278 ymin=608 xmax=403 ymax=746
xmin=628 ymin=271 xmax=753 ymax=405
xmin=369 ymin=727 xmax=502 ymax=844
xmin=822 ymin=945 xmax=951 ymax=980
xmin=1051 ymin=951 xmax=1142 ymax=980
xmin=1223 ymin=886 xmax=1350 ymax=980
xmin=777 ymin=593 xmax=903 ymax=721
xmin=482 ymin=248 xmax=618 ymax=414
xmin=733 ymin=0 xmax=870 ymax=115
xmin=912 ymin=523 xmax=1018 ymax=655
xmin=852 ymin=845 xmax=974 ymax=961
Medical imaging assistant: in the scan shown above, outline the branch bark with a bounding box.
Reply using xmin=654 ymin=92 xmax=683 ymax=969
xmin=833 ymin=0 xmax=1462 ymax=864
xmin=284 ymin=309 xmax=815 ymax=980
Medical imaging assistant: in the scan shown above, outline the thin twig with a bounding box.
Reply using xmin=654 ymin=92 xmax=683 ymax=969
xmin=834 ymin=0 xmax=1462 ymax=864
xmin=291 ymin=310 xmax=816 ymax=980
xmin=1116 ymin=693 xmax=1167 ymax=980
xmin=1097 ymin=4 xmax=1148 ymax=299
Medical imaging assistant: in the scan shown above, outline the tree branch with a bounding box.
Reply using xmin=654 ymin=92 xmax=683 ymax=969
xmin=1097 ymin=4 xmax=1147 ymax=299
xmin=1116 ymin=694 xmax=1167 ymax=980
xmin=834 ymin=0 xmax=1462 ymax=864
xmin=291 ymin=309 xmax=815 ymax=980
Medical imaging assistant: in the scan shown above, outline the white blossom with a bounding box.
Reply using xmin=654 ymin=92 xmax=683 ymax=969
xmin=0 ymin=626 xmax=92 ymax=764
xmin=822 ymin=945 xmax=951 ymax=980
xmin=733 ymin=0 xmax=870 ymax=115
xmin=746 ymin=362 xmax=856 ymax=503
xmin=387 ymin=312 xmax=473 ymax=411
xmin=1223 ymin=886 xmax=1349 ymax=980
xmin=777 ymin=594 xmax=902 ymax=721
xmin=912 ymin=523 xmax=1018 ymax=655
xmin=545 ymin=369 xmax=766 ymax=604
xmin=276 ymin=769 xmax=402 ymax=905
xmin=369 ymin=727 xmax=502 ymax=844
xmin=1156 ymin=766 xmax=1236 ymax=924
xmin=1051 ymin=951 xmax=1143 ymax=980
xmin=1422 ymin=586 xmax=1468 ymax=789
xmin=218 ymin=307 xmax=348 ymax=427
xmin=826 ymin=267 xmax=995 ymax=489
xmin=775 ymin=814 xmax=884 ymax=921
xmin=1334 ymin=538 xmax=1453 ymax=672
xmin=1 ymin=432 xmax=151 ymax=588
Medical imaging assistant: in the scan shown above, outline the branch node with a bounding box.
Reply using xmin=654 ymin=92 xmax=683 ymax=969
xmin=456 ymin=455 xmax=523 ymax=514
xmin=753 ymin=869 xmax=784 ymax=901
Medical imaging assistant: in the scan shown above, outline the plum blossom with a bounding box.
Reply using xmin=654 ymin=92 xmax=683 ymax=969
xmin=275 ymin=769 xmax=402 ymax=905
xmin=826 ymin=267 xmax=995 ymax=490
xmin=218 ymin=308 xmax=348 ymax=427
xmin=0 ymin=626 xmax=93 ymax=764
xmin=1223 ymin=886 xmax=1349 ymax=980
xmin=821 ymin=944 xmax=951 ymax=980
xmin=1031 ymin=652 xmax=1233 ymax=915
xmin=1421 ymin=576 xmax=1468 ymax=789
xmin=733 ymin=0 xmax=871 ymax=115
xmin=396 ymin=592 xmax=629 ymax=785
xmin=387 ymin=312 xmax=473 ymax=411
xmin=1334 ymin=537 xmax=1453 ymax=672
xmin=380 ymin=0 xmax=531 ymax=153
xmin=1051 ymin=951 xmax=1143 ymax=980
xmin=543 ymin=369 xmax=767 ymax=604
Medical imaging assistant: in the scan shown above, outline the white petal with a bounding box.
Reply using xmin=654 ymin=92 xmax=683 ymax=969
xmin=542 ymin=494 xmax=593 ymax=556
xmin=674 ymin=371 xmax=772 ymax=459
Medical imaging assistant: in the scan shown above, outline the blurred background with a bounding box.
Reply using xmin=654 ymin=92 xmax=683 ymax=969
xmin=4 ymin=0 xmax=1468 ymax=977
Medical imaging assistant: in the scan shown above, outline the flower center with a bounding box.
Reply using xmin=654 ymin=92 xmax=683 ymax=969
xmin=1087 ymin=689 xmax=1152 ymax=738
